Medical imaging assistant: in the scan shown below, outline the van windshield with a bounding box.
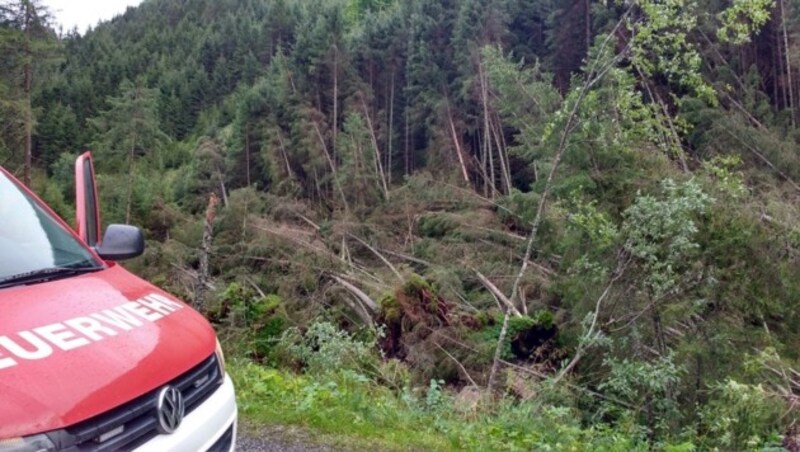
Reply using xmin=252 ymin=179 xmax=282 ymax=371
xmin=0 ymin=171 xmax=101 ymax=281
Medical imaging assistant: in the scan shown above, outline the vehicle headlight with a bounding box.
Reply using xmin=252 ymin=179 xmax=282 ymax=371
xmin=215 ymin=338 xmax=226 ymax=375
xmin=0 ymin=434 xmax=56 ymax=452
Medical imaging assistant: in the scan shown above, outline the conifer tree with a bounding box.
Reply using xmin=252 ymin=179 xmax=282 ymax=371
xmin=0 ymin=0 xmax=58 ymax=185
xmin=89 ymin=79 xmax=169 ymax=223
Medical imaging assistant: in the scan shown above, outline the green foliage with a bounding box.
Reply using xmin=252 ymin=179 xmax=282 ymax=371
xmin=622 ymin=179 xmax=712 ymax=298
xmin=230 ymin=359 xmax=653 ymax=450
xmin=482 ymin=46 xmax=561 ymax=185
xmin=31 ymin=170 xmax=72 ymax=223
xmin=401 ymin=273 xmax=435 ymax=298
xmin=698 ymin=379 xmax=784 ymax=449
xmin=224 ymin=283 xmax=281 ymax=323
xmin=599 ymin=354 xmax=685 ymax=438
xmin=417 ymin=213 xmax=458 ymax=238
xmin=337 ymin=112 xmax=384 ymax=208
xmin=567 ymin=197 xmax=619 ymax=252
xmin=0 ymin=0 xmax=61 ymax=176
xmin=36 ymin=102 xmax=79 ymax=167
xmin=478 ymin=311 xmax=558 ymax=361
xmin=702 ymin=155 xmax=748 ymax=199
xmin=378 ymin=293 xmax=401 ymax=323
xmin=276 ymin=321 xmax=379 ymax=376
xmin=89 ymin=79 xmax=170 ymax=168
xmin=15 ymin=0 xmax=800 ymax=448
xmin=424 ymin=378 xmax=446 ymax=411
xmin=220 ymin=282 xmax=287 ymax=359
xmin=717 ymin=0 xmax=774 ymax=45
xmin=495 ymin=190 xmax=540 ymax=229
xmin=629 ymin=0 xmax=717 ymax=104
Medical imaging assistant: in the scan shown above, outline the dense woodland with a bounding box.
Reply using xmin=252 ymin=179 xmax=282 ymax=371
xmin=2 ymin=0 xmax=800 ymax=448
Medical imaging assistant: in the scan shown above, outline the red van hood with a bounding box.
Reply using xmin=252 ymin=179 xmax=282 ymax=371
xmin=0 ymin=264 xmax=216 ymax=438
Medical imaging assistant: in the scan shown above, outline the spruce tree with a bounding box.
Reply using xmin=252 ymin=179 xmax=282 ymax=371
xmin=89 ymin=79 xmax=169 ymax=223
xmin=0 ymin=0 xmax=58 ymax=185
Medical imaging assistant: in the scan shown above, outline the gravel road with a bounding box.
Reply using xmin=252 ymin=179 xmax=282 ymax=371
xmin=236 ymin=423 xmax=334 ymax=452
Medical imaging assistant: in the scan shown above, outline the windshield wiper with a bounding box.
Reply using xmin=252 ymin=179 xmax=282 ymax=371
xmin=0 ymin=265 xmax=103 ymax=289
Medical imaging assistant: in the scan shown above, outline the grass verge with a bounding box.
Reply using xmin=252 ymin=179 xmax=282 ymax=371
xmin=229 ymin=359 xmax=653 ymax=451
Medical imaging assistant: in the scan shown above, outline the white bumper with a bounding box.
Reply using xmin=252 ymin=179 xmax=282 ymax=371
xmin=134 ymin=373 xmax=237 ymax=452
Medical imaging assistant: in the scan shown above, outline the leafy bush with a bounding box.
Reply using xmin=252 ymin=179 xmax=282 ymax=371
xmin=476 ymin=310 xmax=559 ymax=362
xmin=598 ymin=354 xmax=685 ymax=439
xmin=218 ymin=283 xmax=287 ymax=360
xmin=275 ymin=321 xmax=379 ymax=376
xmin=698 ymin=380 xmax=785 ymax=450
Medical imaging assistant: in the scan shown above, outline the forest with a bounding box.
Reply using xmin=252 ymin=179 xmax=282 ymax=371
xmin=2 ymin=0 xmax=800 ymax=448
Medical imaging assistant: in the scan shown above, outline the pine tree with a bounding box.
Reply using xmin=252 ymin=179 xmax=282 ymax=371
xmin=89 ymin=79 xmax=169 ymax=223
xmin=0 ymin=0 xmax=58 ymax=185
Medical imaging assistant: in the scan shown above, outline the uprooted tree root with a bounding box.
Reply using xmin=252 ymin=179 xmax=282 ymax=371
xmin=378 ymin=274 xmax=454 ymax=360
xmin=376 ymin=274 xmax=563 ymax=386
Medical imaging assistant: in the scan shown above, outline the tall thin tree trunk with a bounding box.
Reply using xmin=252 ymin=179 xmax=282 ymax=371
xmin=492 ymin=114 xmax=512 ymax=195
xmin=312 ymin=166 xmax=323 ymax=207
xmin=312 ymin=121 xmax=350 ymax=213
xmin=405 ymin=106 xmax=411 ymax=175
xmin=361 ymin=96 xmax=390 ymax=199
xmin=487 ymin=308 xmax=511 ymax=393
xmin=332 ymin=44 xmax=339 ymax=159
xmin=480 ymin=133 xmax=490 ymax=197
xmin=585 ymin=0 xmax=591 ymax=54
xmin=23 ymin=61 xmax=32 ymax=187
xmin=446 ymin=104 xmax=470 ymax=184
xmin=781 ymin=0 xmax=797 ymax=127
xmin=487 ymin=139 xmax=496 ymax=197
xmin=480 ymin=61 xmax=497 ymax=198
xmin=652 ymin=306 xmax=667 ymax=356
xmin=245 ymin=123 xmax=251 ymax=186
xmin=126 ymin=134 xmax=137 ymax=224
xmin=354 ymin=138 xmax=367 ymax=206
xmin=22 ymin=16 xmax=32 ymax=187
xmin=196 ymin=193 xmax=219 ymax=308
xmin=388 ymin=72 xmax=395 ymax=186
xmin=405 ymin=76 xmax=411 ymax=175
xmin=276 ymin=132 xmax=294 ymax=180
xmin=777 ymin=22 xmax=789 ymax=109
xmin=773 ymin=34 xmax=780 ymax=105
xmin=218 ymin=177 xmax=228 ymax=208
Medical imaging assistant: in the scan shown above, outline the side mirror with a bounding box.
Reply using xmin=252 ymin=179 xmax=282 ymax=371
xmin=96 ymin=225 xmax=145 ymax=261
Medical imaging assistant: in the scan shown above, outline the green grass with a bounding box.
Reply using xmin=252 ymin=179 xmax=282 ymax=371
xmin=229 ymin=359 xmax=652 ymax=451
xmin=230 ymin=360 xmax=450 ymax=450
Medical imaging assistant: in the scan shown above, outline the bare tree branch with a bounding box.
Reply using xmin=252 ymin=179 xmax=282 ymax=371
xmin=553 ymin=251 xmax=628 ymax=384
xmin=329 ymin=274 xmax=379 ymax=313
xmin=347 ymin=233 xmax=403 ymax=283
xmin=473 ymin=269 xmax=522 ymax=317
xmin=723 ymin=129 xmax=800 ymax=193
xmin=435 ymin=342 xmax=478 ymax=388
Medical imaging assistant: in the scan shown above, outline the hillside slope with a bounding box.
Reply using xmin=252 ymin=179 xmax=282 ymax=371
xmin=2 ymin=0 xmax=799 ymax=447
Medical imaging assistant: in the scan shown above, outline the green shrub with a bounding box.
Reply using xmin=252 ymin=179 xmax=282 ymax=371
xmin=219 ymin=283 xmax=287 ymax=359
xmin=598 ymin=354 xmax=685 ymax=439
xmin=275 ymin=321 xmax=379 ymax=376
xmin=476 ymin=310 xmax=559 ymax=361
xmin=417 ymin=214 xmax=458 ymax=238
xmin=698 ymin=380 xmax=785 ymax=450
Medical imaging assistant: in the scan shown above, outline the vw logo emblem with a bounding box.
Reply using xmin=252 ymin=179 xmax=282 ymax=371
xmin=156 ymin=386 xmax=185 ymax=434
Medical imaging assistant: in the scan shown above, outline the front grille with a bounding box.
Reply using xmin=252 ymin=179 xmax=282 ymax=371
xmin=44 ymin=353 xmax=223 ymax=451
xmin=207 ymin=425 xmax=234 ymax=452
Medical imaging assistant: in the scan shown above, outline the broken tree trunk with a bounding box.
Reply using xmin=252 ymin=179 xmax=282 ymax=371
xmin=196 ymin=193 xmax=220 ymax=308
